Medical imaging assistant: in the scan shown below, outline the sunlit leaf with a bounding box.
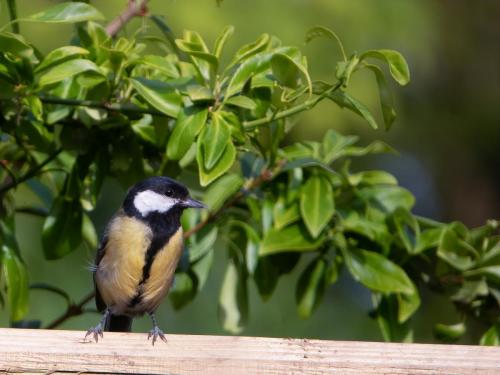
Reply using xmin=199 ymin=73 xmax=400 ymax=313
xmin=329 ymin=90 xmax=378 ymax=129
xmin=26 ymin=2 xmax=104 ymax=23
xmin=130 ymin=78 xmax=182 ymax=117
xmin=260 ymin=224 xmax=323 ymax=256
xmin=344 ymin=248 xmax=414 ymax=294
xmin=360 ymin=49 xmax=410 ymax=86
xmin=199 ymin=113 xmax=232 ymax=170
xmin=300 ymin=174 xmax=335 ymax=238
xmin=434 ymin=322 xmax=466 ymax=342
xmin=204 ymin=174 xmax=243 ymax=212
xmin=39 ymin=59 xmax=102 ymax=86
xmin=214 ymin=25 xmax=234 ymax=59
xmin=197 ymin=138 xmax=236 ymax=187
xmin=167 ymin=106 xmax=208 ymax=160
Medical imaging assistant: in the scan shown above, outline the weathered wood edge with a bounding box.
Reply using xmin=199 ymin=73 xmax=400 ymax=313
xmin=0 ymin=328 xmax=499 ymax=374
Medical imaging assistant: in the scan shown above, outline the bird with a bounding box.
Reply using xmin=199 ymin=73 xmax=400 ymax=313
xmin=85 ymin=176 xmax=205 ymax=344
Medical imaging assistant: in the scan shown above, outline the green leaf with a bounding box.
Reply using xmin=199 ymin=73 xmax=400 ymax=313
xmin=391 ymin=208 xmax=420 ymax=254
xmin=135 ymin=55 xmax=179 ymax=78
xmin=214 ymin=25 xmax=234 ymax=59
xmin=130 ymin=78 xmax=182 ymax=117
xmin=465 ymin=266 xmax=500 ymax=284
xmin=82 ymin=213 xmax=97 ymax=250
xmin=39 ymin=59 xmax=102 ymax=86
xmin=434 ymin=322 xmax=466 ymax=342
xmin=437 ymin=228 xmax=477 ymax=271
xmin=218 ymin=259 xmax=248 ymax=334
xmin=397 ymin=282 xmax=420 ymax=323
xmin=365 ymin=64 xmax=397 ymax=130
xmin=348 ymin=170 xmax=398 ymax=186
xmin=300 ymin=174 xmax=335 ymax=238
xmin=451 ymin=279 xmax=488 ymax=304
xmin=329 ymin=91 xmax=378 ymax=129
xmin=188 ymin=227 xmax=218 ymax=263
xmin=197 ymin=138 xmax=236 ymax=187
xmin=167 ymin=106 xmax=208 ymax=160
xmin=480 ymin=324 xmax=500 ymax=346
xmin=280 ymin=157 xmax=335 ymax=175
xmin=169 ymin=272 xmax=197 ymax=310
xmin=204 ymin=174 xmax=243 ymax=212
xmin=0 ymin=32 xmax=33 ymax=59
xmin=229 ymin=33 xmax=270 ymax=67
xmin=321 ymin=129 xmax=359 ymax=164
xmin=35 ymin=46 xmax=89 ymax=73
xmin=415 ymin=227 xmax=443 ymax=254
xmin=26 ymin=2 xmax=104 ymax=23
xmin=360 ymin=49 xmax=410 ymax=86
xmin=305 ymin=26 xmax=346 ymax=62
xmin=1 ymin=223 xmax=29 ymax=321
xmin=225 ymin=95 xmax=257 ymax=110
xmin=186 ymin=85 xmax=215 ymax=103
xmin=373 ymin=294 xmax=413 ymax=342
xmin=344 ymin=248 xmax=414 ymax=294
xmin=42 ymin=198 xmax=83 ymax=259
xmin=359 ymin=185 xmax=415 ymax=213
xmin=199 ymin=113 xmax=232 ymax=170
xmin=260 ymin=224 xmax=323 ymax=256
xmin=296 ymin=257 xmax=327 ymax=319
xmin=273 ymin=199 xmax=300 ymax=230
xmin=271 ymin=53 xmax=312 ymax=93
xmin=230 ymin=221 xmax=261 ymax=275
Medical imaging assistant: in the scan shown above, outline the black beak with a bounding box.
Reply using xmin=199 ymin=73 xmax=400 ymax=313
xmin=181 ymin=197 xmax=206 ymax=209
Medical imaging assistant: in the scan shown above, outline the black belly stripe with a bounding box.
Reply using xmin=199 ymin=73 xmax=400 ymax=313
xmin=128 ymin=209 xmax=182 ymax=308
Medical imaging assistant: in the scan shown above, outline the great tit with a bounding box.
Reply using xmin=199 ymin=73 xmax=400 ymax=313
xmin=85 ymin=176 xmax=205 ymax=344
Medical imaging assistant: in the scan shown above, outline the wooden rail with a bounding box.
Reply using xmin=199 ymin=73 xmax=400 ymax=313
xmin=0 ymin=328 xmax=499 ymax=374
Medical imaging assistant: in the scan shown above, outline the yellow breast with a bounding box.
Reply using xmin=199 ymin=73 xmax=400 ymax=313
xmin=139 ymin=227 xmax=184 ymax=313
xmin=95 ymin=215 xmax=152 ymax=312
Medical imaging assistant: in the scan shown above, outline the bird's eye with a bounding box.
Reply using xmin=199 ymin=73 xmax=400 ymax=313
xmin=165 ymin=189 xmax=174 ymax=197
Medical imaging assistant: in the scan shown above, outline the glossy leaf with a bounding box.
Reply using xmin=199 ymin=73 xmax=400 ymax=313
xmin=1 ymin=223 xmax=29 ymax=321
xmin=344 ymin=248 xmax=414 ymax=294
xmin=437 ymin=228 xmax=477 ymax=271
xmin=39 ymin=59 xmax=102 ymax=86
xmin=229 ymin=33 xmax=270 ymax=67
xmin=271 ymin=53 xmax=311 ymax=93
xmin=397 ymin=283 xmax=420 ymax=323
xmin=260 ymin=224 xmax=323 ymax=256
xmin=225 ymin=95 xmax=257 ymax=110
xmin=36 ymin=46 xmax=89 ymax=73
xmin=300 ymin=174 xmax=335 ymax=238
xmin=329 ymin=91 xmax=378 ymax=129
xmin=27 ymin=2 xmax=104 ymax=23
xmin=365 ymin=63 xmax=397 ymax=130
xmin=360 ymin=49 xmax=410 ymax=86
xmin=204 ymin=174 xmax=243 ymax=212
xmin=305 ymin=26 xmax=346 ymax=61
xmin=0 ymin=32 xmax=33 ymax=58
xmin=135 ymin=55 xmax=179 ymax=78
xmin=167 ymin=106 xmax=208 ymax=160
xmin=199 ymin=114 xmax=232 ymax=170
xmin=130 ymin=78 xmax=182 ymax=117
xmin=480 ymin=324 xmax=500 ymax=346
xmin=434 ymin=322 xmax=466 ymax=342
xmin=197 ymin=138 xmax=236 ymax=187
xmin=296 ymin=257 xmax=327 ymax=319
xmin=214 ymin=25 xmax=234 ymax=59
xmin=218 ymin=259 xmax=248 ymax=333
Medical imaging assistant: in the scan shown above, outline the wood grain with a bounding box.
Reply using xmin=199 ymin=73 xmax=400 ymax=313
xmin=0 ymin=328 xmax=499 ymax=374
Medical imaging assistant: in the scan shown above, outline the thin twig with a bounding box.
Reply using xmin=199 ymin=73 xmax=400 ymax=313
xmin=106 ymin=0 xmax=150 ymax=38
xmin=0 ymin=148 xmax=62 ymax=195
xmin=45 ymin=291 xmax=96 ymax=329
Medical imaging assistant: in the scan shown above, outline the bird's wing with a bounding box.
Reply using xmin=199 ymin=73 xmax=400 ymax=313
xmin=93 ymin=234 xmax=108 ymax=313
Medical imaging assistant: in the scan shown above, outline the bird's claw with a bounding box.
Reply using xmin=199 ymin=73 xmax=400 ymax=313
xmin=148 ymin=326 xmax=167 ymax=345
xmin=85 ymin=323 xmax=104 ymax=343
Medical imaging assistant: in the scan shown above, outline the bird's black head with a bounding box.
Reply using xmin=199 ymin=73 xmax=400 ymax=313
xmin=123 ymin=176 xmax=205 ymax=219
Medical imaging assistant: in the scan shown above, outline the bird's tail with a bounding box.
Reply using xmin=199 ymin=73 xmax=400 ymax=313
xmin=105 ymin=314 xmax=132 ymax=332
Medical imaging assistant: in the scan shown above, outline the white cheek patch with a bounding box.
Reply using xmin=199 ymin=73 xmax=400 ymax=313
xmin=133 ymin=190 xmax=178 ymax=216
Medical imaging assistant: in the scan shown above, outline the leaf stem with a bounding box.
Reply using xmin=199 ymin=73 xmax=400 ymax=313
xmin=0 ymin=148 xmax=62 ymax=195
xmin=6 ymin=0 xmax=20 ymax=34
xmin=242 ymin=82 xmax=342 ymax=130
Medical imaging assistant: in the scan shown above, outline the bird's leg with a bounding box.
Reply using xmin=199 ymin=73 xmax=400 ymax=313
xmin=147 ymin=312 xmax=167 ymax=345
xmin=85 ymin=308 xmax=110 ymax=343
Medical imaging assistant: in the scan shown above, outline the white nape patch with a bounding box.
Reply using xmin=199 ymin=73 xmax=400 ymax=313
xmin=133 ymin=190 xmax=177 ymax=216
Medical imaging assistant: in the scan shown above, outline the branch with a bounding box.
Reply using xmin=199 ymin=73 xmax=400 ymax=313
xmin=0 ymin=148 xmax=62 ymax=195
xmin=106 ymin=0 xmax=150 ymax=38
xmin=45 ymin=291 xmax=95 ymax=330
xmin=242 ymin=82 xmax=342 ymax=130
xmin=40 ymin=97 xmax=166 ymax=117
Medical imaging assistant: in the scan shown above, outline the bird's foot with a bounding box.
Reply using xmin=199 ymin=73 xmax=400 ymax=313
xmin=85 ymin=323 xmax=104 ymax=343
xmin=147 ymin=325 xmax=167 ymax=345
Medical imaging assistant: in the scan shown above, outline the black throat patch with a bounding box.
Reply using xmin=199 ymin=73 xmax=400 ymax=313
xmin=128 ymin=207 xmax=183 ymax=308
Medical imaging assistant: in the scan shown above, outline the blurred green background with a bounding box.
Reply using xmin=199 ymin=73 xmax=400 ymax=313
xmin=0 ymin=0 xmax=498 ymax=343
